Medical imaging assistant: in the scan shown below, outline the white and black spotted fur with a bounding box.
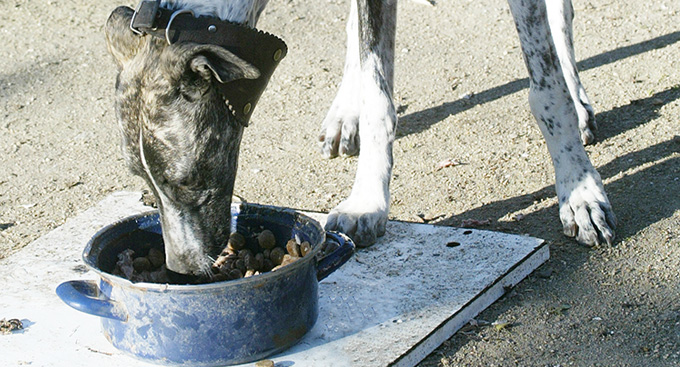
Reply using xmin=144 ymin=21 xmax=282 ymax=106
xmin=105 ymin=0 xmax=616 ymax=276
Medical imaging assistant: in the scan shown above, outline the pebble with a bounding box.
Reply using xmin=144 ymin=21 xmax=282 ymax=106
xmin=255 ymin=360 xmax=275 ymax=367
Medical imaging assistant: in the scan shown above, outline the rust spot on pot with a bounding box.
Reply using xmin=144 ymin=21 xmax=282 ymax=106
xmin=272 ymin=324 xmax=308 ymax=348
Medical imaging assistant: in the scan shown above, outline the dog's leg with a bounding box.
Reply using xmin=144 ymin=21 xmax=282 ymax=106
xmin=319 ymin=0 xmax=361 ymax=157
xmin=546 ymin=0 xmax=597 ymax=145
xmin=325 ymin=0 xmax=397 ymax=246
xmin=507 ymin=0 xmax=616 ymax=246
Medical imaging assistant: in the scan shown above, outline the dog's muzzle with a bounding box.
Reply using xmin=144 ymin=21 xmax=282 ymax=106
xmin=129 ymin=0 xmax=288 ymax=126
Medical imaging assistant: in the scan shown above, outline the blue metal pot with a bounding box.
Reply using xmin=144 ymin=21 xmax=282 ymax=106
xmin=56 ymin=203 xmax=354 ymax=366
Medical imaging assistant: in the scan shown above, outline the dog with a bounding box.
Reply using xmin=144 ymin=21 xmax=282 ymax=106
xmin=105 ymin=0 xmax=616 ymax=276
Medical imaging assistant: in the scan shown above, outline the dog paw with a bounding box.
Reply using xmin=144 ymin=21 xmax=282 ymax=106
xmin=318 ymin=108 xmax=360 ymax=158
xmin=325 ymin=197 xmax=387 ymax=247
xmin=318 ymin=77 xmax=361 ymax=159
xmin=576 ymin=95 xmax=597 ymax=146
xmin=558 ymin=178 xmax=616 ymax=247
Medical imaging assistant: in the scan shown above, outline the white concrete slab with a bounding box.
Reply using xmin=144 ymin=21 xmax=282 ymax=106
xmin=0 ymin=192 xmax=548 ymax=367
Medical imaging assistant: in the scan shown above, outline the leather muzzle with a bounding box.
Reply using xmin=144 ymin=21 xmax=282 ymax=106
xmin=130 ymin=0 xmax=288 ymax=126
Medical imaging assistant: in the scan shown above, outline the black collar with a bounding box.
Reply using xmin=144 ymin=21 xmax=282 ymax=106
xmin=130 ymin=0 xmax=287 ymax=126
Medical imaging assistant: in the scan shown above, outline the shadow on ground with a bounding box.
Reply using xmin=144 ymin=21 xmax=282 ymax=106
xmin=396 ymin=31 xmax=680 ymax=138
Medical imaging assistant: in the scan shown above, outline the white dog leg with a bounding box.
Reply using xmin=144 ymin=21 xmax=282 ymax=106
xmin=546 ymin=0 xmax=597 ymax=145
xmin=325 ymin=0 xmax=397 ymax=246
xmin=508 ymin=0 xmax=616 ymax=246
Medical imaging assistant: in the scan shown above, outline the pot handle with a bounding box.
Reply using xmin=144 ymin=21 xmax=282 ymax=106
xmin=316 ymin=231 xmax=355 ymax=281
xmin=56 ymin=280 xmax=128 ymax=321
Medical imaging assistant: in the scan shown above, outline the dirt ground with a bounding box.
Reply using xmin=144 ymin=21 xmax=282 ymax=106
xmin=1 ymin=0 xmax=678 ymax=366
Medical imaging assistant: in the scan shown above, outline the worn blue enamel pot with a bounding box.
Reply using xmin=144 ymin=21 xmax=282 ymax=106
xmin=56 ymin=203 xmax=354 ymax=366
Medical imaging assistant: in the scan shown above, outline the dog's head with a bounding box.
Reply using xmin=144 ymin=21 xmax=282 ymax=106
xmin=105 ymin=6 xmax=261 ymax=276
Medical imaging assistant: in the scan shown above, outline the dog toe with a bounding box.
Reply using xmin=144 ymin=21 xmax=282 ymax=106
xmin=561 ymin=199 xmax=616 ymax=247
xmin=577 ymin=101 xmax=597 ymax=146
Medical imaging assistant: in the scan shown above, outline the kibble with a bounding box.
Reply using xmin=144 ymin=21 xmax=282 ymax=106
xmin=280 ymin=254 xmax=297 ymax=267
xmin=228 ymin=268 xmax=243 ymax=280
xmin=299 ymin=241 xmax=312 ymax=257
xmin=255 ymin=253 xmax=264 ymax=269
xmin=244 ymin=253 xmax=258 ymax=270
xmin=262 ymin=258 xmax=274 ymax=272
xmin=235 ymin=259 xmax=246 ymax=274
xmin=210 ymin=229 xmax=313 ymax=281
xmin=113 ymin=248 xmax=169 ymax=283
xmin=114 ymin=229 xmax=318 ymax=284
xmin=213 ymin=255 xmax=229 ymax=268
xmin=228 ymin=232 xmax=246 ymax=251
xmin=286 ymin=239 xmax=300 ymax=257
xmin=147 ymin=248 xmax=165 ymax=268
xmin=0 ymin=318 xmax=23 ymax=334
xmin=257 ymin=229 xmax=277 ymax=249
xmin=132 ymin=256 xmax=152 ymax=272
xmin=270 ymin=247 xmax=285 ymax=265
xmin=238 ymin=249 xmax=253 ymax=259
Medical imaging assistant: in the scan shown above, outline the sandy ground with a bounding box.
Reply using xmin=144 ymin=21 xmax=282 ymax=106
xmin=1 ymin=0 xmax=679 ymax=365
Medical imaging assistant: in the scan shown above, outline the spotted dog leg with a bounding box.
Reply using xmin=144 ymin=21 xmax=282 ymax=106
xmin=319 ymin=0 xmax=361 ymax=158
xmin=325 ymin=0 xmax=397 ymax=246
xmin=508 ymin=0 xmax=616 ymax=246
xmin=546 ymin=0 xmax=597 ymax=145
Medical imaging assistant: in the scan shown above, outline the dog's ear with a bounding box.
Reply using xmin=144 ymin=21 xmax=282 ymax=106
xmin=105 ymin=6 xmax=145 ymax=67
xmin=184 ymin=44 xmax=261 ymax=84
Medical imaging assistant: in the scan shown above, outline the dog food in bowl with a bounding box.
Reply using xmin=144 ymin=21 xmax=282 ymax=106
xmin=112 ymin=228 xmax=337 ymax=284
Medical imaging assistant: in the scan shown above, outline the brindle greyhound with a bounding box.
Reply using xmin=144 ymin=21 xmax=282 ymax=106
xmin=105 ymin=0 xmax=616 ymax=276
